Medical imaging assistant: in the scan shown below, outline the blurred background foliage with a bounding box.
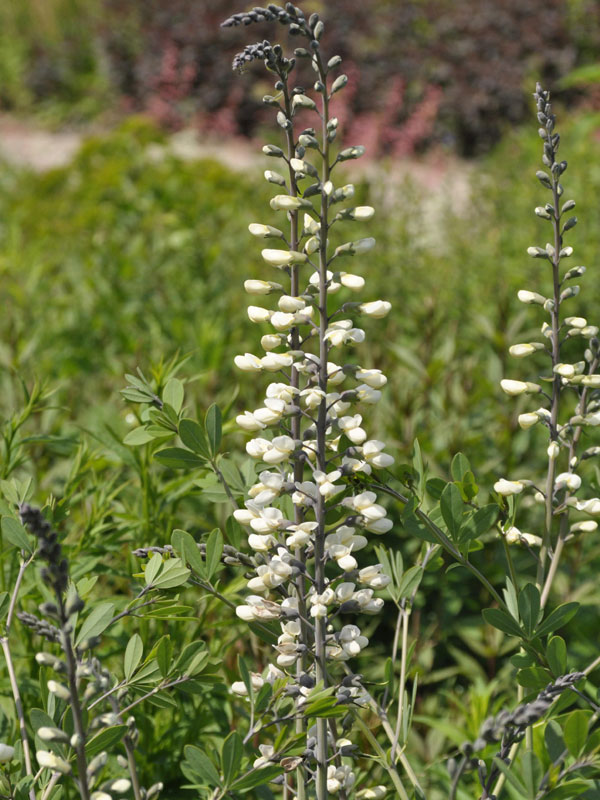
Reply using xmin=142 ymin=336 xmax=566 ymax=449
xmin=0 ymin=0 xmax=599 ymax=153
xmin=2 ymin=2 xmax=600 ymax=797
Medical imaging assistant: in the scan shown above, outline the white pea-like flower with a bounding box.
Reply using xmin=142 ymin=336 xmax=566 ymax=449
xmin=570 ymin=520 xmax=598 ymax=533
xmin=509 ymin=343 xmax=541 ymax=358
xmin=253 ymin=744 xmax=276 ymax=769
xmin=236 ymin=411 xmax=265 ymax=432
xmin=247 ymin=306 xmax=272 ymax=324
xmin=260 ymin=352 xmax=294 ymax=371
xmin=244 ymin=279 xmax=273 ymax=294
xmin=555 ymin=472 xmax=582 ymax=492
xmin=362 ymin=440 xmax=395 ymax=468
xmin=108 ymin=780 xmax=132 ymax=794
xmin=340 ymin=272 xmax=365 ymax=290
xmin=355 ymin=384 xmax=382 ymax=404
xmin=355 ymin=368 xmax=387 ymax=388
xmin=567 ymin=497 xmax=600 ymax=515
xmin=270 ymin=194 xmax=311 ymax=211
xmin=357 ymin=787 xmax=388 ymax=799
xmin=494 ymin=478 xmax=524 ymax=496
xmin=0 ymin=744 xmax=14 ymax=763
xmin=518 ymin=412 xmax=539 ymax=429
xmin=360 ymin=300 xmax=391 ymax=318
xmin=231 ymin=673 xmax=264 ymax=696
xmin=547 ymin=441 xmax=560 ymax=460
xmin=338 ymin=414 xmax=367 ymax=444
xmin=235 ymin=353 xmax=263 ymax=372
xmin=261 ymin=248 xmax=307 ymax=268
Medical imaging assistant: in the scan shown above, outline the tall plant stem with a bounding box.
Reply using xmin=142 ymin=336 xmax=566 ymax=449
xmin=536 ymin=162 xmax=563 ymax=592
xmin=375 ymin=481 xmax=506 ymax=609
xmin=540 ymin=353 xmax=599 ymax=608
xmin=0 ymin=555 xmax=36 ymax=800
xmin=57 ymin=596 xmax=91 ymax=800
xmin=281 ymin=70 xmax=308 ymax=800
xmin=313 ymin=45 xmax=331 ymax=800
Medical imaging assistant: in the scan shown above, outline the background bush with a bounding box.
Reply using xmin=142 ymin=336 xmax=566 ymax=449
xmin=1 ymin=0 xmax=600 ymax=153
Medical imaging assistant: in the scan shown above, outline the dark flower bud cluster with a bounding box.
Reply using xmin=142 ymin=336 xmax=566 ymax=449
xmin=457 ymin=673 xmax=584 ymax=798
xmin=222 ymin=4 xmax=309 ymax=35
xmin=19 ymin=504 xmax=68 ymax=595
xmin=466 ymin=672 xmax=584 ymax=755
xmin=16 ymin=611 xmax=61 ymax=643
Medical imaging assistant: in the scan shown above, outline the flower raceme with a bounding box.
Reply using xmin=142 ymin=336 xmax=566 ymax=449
xmin=496 ymin=85 xmax=600 ymax=587
xmin=225 ymin=6 xmax=393 ymax=797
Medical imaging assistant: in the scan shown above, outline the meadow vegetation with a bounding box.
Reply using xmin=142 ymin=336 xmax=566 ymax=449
xmin=1 ymin=6 xmax=600 ymax=798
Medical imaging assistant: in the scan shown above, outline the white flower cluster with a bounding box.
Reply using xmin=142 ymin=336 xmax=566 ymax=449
xmin=497 ymin=116 xmax=600 ymax=550
xmin=232 ymin=160 xmax=393 ymax=790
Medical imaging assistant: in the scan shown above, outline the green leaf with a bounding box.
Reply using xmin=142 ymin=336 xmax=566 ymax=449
xmin=75 ymin=602 xmax=115 ymax=646
xmin=1 ymin=517 xmax=33 ymax=554
xmin=230 ymin=766 xmax=282 ymax=791
xmin=221 ymin=731 xmax=243 ymax=786
xmin=183 ymin=745 xmax=221 ymax=787
xmin=124 ymin=634 xmax=143 ymax=681
xmin=398 ymin=565 xmax=423 ymax=599
xmin=163 ymin=378 xmax=184 ymax=414
xmin=546 ymin=636 xmax=567 ymax=677
xmin=152 ymin=559 xmax=190 ymax=590
xmin=205 ymin=404 xmax=222 ymax=456
xmin=519 ymin=583 xmax=541 ymax=639
xmin=0 ymin=592 xmax=10 ymax=621
xmin=123 ymin=427 xmax=156 ymax=446
xmin=145 ymin=552 xmax=163 ymax=586
xmin=171 ymin=529 xmax=206 ymax=578
xmin=564 ymin=710 xmax=590 ymax=757
xmin=179 ymin=419 xmax=211 ymax=460
xmin=85 ymin=725 xmax=127 ymax=758
xmin=482 ymin=608 xmax=523 ymax=639
xmin=440 ymin=483 xmax=464 ymax=538
xmin=238 ymin=655 xmax=253 ymax=703
xmin=205 ymin=529 xmax=223 ymax=582
xmin=425 ymin=477 xmax=446 ymax=500
xmin=451 ymin=452 xmax=471 ymax=482
xmin=459 ymin=504 xmax=498 ymax=542
xmin=545 ymin=720 xmax=566 ymax=764
xmin=516 ymin=666 xmax=552 ymax=690
xmin=156 ymin=635 xmax=172 ymax=678
xmin=535 ymin=602 xmax=579 ymax=638
xmin=154 ymin=447 xmax=205 ymax=470
xmin=30 ymin=708 xmax=57 ymax=732
xmin=543 ymin=782 xmax=589 ymax=800
xmin=401 ymin=508 xmax=438 ymax=544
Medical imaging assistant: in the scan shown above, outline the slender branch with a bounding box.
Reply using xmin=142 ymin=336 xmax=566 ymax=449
xmin=0 ymin=554 xmax=36 ymax=800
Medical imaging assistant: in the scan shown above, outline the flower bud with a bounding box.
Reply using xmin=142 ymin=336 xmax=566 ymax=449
xmin=509 ymin=343 xmax=543 ymax=358
xmin=47 ymin=680 xmax=71 ymax=701
xmin=37 ymin=750 xmax=71 ymax=774
xmin=261 ymin=249 xmax=308 ymax=268
xmin=0 ymin=744 xmax=14 ymax=763
xmin=292 ymin=94 xmax=317 ymax=111
xmin=263 ymin=144 xmax=284 ymax=158
xmin=338 ymin=146 xmax=366 ymax=161
xmin=547 ymin=441 xmax=560 ymax=460
xmin=37 ymin=727 xmax=69 ymax=743
xmin=500 ymin=379 xmax=541 ymax=396
xmin=270 ymin=195 xmax=312 ymax=211
xmin=331 ymin=74 xmax=348 ymax=94
xmin=360 ymin=300 xmax=391 ymax=318
xmin=517 ymin=289 xmax=546 ymax=305
xmin=249 ymin=223 xmax=284 ymax=239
